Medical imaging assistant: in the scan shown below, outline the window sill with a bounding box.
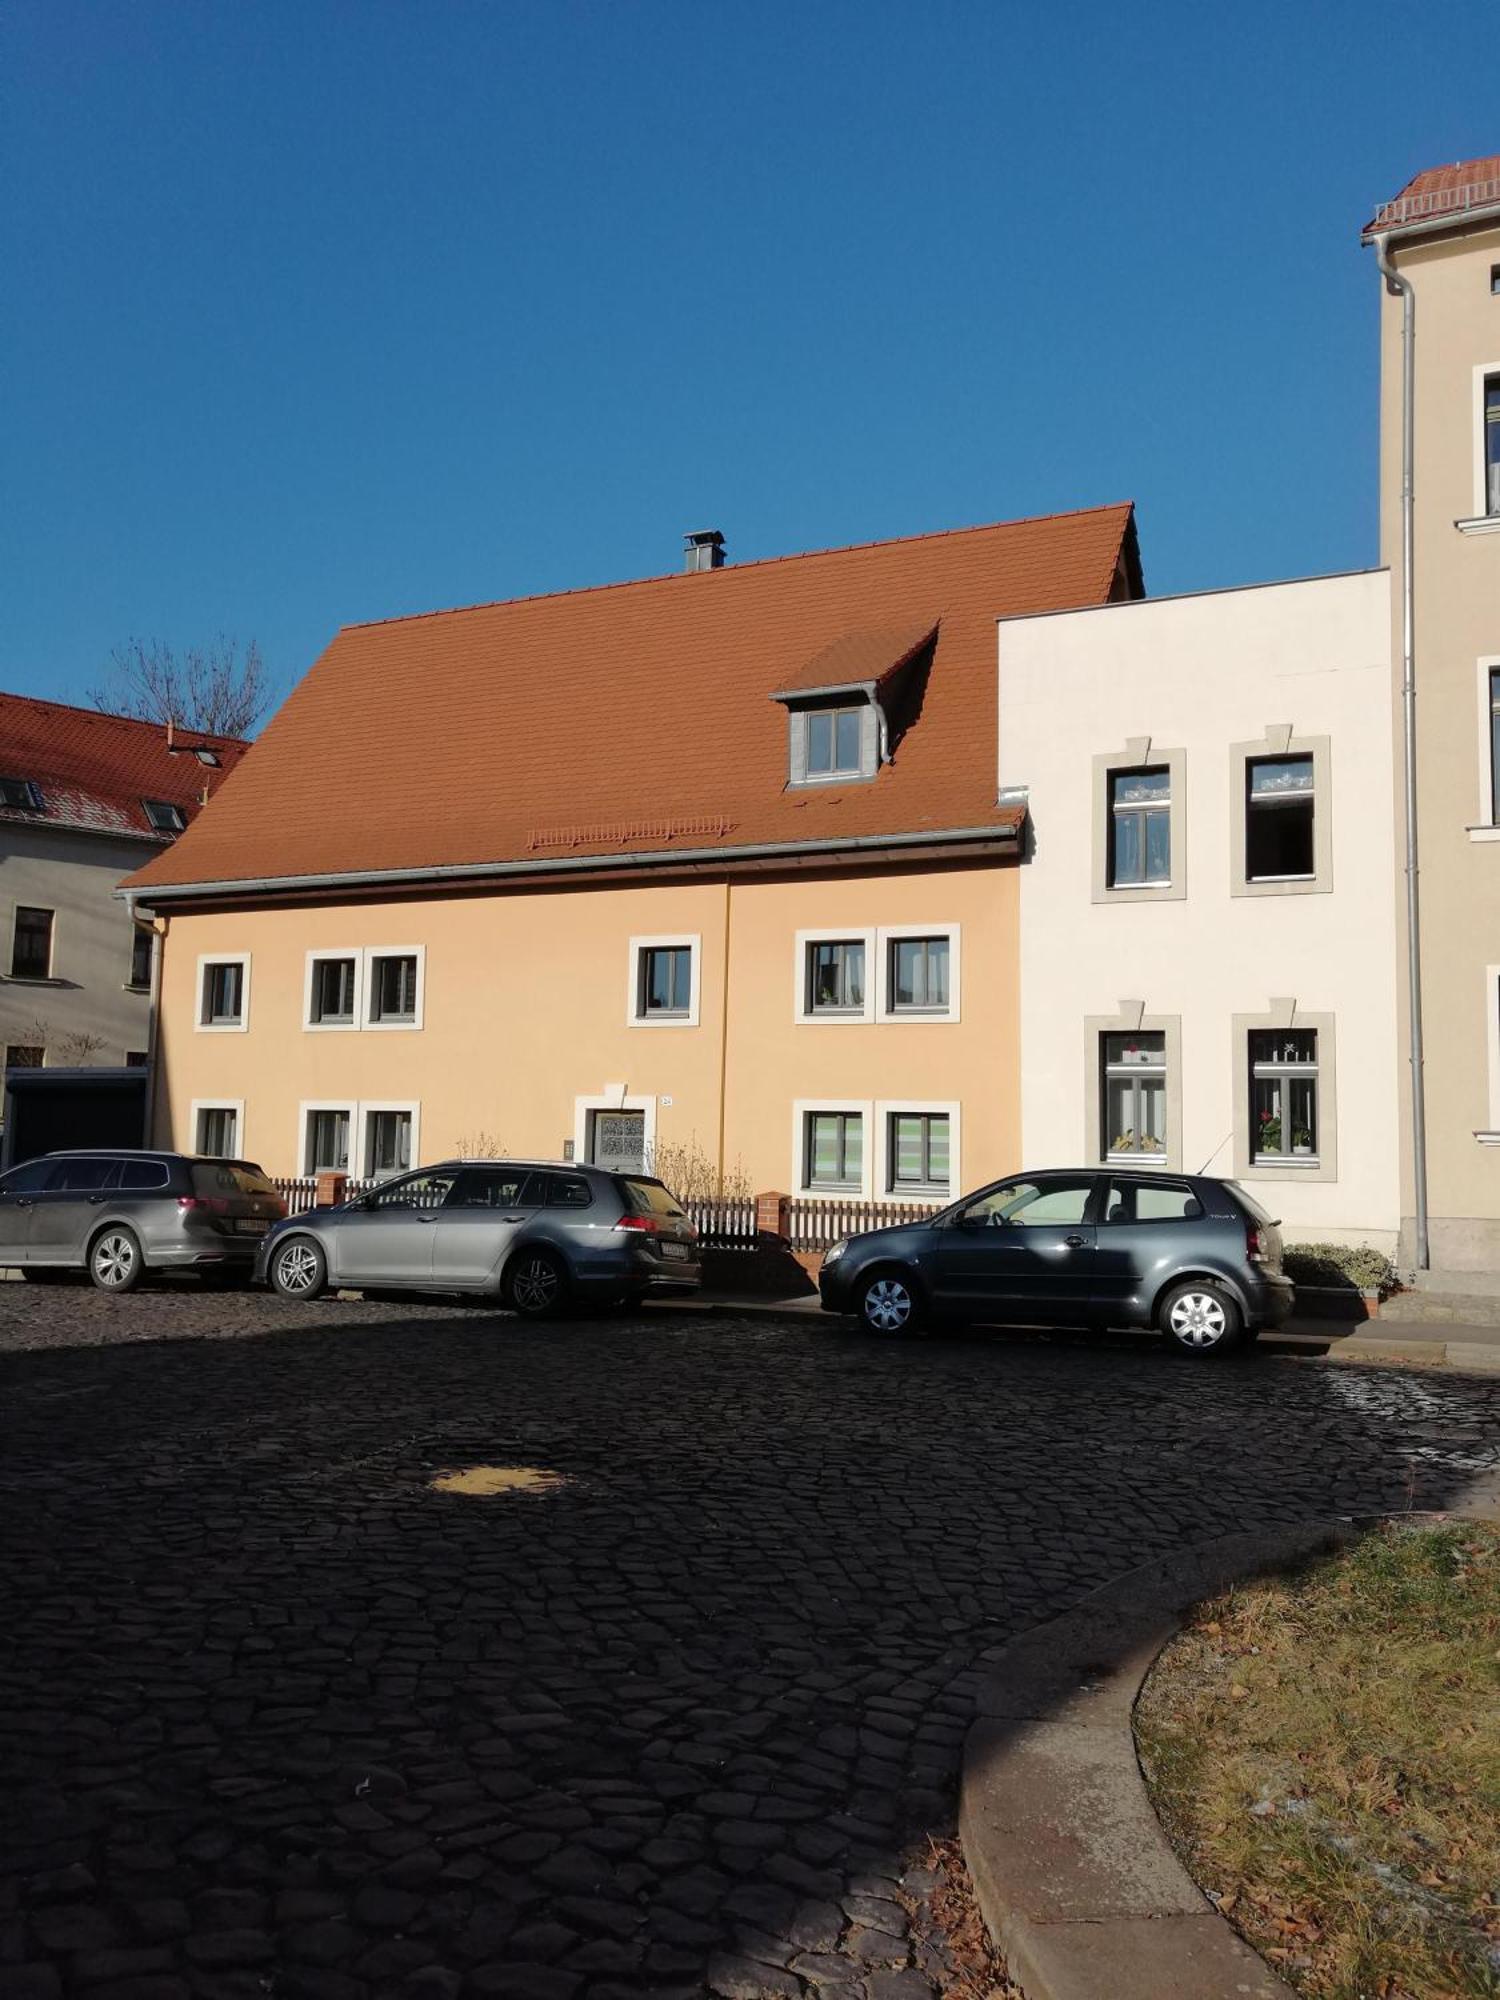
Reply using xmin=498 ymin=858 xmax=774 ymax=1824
xmin=1467 ymin=826 xmax=1500 ymax=842
xmin=1105 ymin=1154 xmax=1170 ymax=1167
xmin=1107 ymin=880 xmax=1173 ymax=893
xmin=1455 ymin=515 xmax=1500 ymax=536
xmin=2 ymin=973 xmax=62 ymax=987
xmin=803 ymin=1185 xmax=862 ymax=1198
xmin=122 ymin=982 xmax=151 ymax=994
xmin=630 ymin=1012 xmax=695 ymax=1029
xmin=889 ymin=1187 xmax=949 ymax=1202
xmin=1474 ymin=1130 xmax=1500 ymax=1146
xmin=365 ymin=1018 xmax=421 ymax=1031
xmin=197 ymin=1020 xmax=248 ymax=1033
xmin=1252 ymin=1157 xmax=1321 ymax=1169
xmin=799 ymin=1007 xmax=871 ymax=1025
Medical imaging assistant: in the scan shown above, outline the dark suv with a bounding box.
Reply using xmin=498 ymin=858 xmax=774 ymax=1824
xmin=0 ymin=1151 xmax=286 ymax=1291
xmin=254 ymin=1160 xmax=701 ymax=1312
xmin=817 ymin=1168 xmax=1294 ymax=1355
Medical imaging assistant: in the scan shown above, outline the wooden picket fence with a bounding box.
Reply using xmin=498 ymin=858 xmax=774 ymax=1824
xmin=786 ymin=1195 xmax=943 ymax=1251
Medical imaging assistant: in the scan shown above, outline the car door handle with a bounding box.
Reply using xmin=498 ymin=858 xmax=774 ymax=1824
xmin=15 ymin=1197 xmax=34 ymax=1208
xmin=88 ymin=1195 xmax=108 ymax=1205
xmin=415 ymin=1214 xmax=438 ymax=1223
xmin=1064 ymin=1233 xmax=1088 ymax=1247
xmin=500 ymin=1215 xmax=526 ymax=1223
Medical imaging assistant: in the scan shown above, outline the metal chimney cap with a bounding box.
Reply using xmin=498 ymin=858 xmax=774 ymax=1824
xmin=683 ymin=529 xmax=727 ymax=572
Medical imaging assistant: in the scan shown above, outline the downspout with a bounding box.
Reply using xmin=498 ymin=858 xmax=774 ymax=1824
xmin=1374 ymin=232 xmax=1429 ymax=1270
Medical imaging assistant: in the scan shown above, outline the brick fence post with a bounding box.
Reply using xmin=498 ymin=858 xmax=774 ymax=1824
xmin=316 ymin=1171 xmax=348 ymax=1208
xmin=755 ymin=1190 xmax=791 ymax=1243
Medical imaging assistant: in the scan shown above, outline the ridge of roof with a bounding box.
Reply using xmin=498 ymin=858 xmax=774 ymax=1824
xmin=342 ymin=501 xmax=1137 ymax=634
xmin=0 ymin=689 xmax=245 ymax=749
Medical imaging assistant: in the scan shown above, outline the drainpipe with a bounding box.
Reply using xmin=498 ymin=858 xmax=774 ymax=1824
xmin=1374 ymin=232 xmax=1429 ymax=1271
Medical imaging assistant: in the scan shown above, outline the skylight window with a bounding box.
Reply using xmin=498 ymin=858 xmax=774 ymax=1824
xmin=0 ymin=777 xmax=44 ymax=810
xmin=143 ymin=798 xmax=188 ymax=833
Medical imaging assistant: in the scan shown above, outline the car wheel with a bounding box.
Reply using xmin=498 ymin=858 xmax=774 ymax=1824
xmin=855 ymin=1268 xmax=923 ymax=1337
xmin=89 ymin=1226 xmax=144 ymax=1294
xmin=505 ymin=1248 xmax=568 ymax=1318
xmin=269 ymin=1235 xmax=327 ymax=1302
xmin=1159 ymin=1279 xmax=1243 ymax=1356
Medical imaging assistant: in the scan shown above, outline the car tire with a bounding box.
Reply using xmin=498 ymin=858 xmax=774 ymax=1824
xmin=1159 ymin=1279 xmax=1243 ymax=1356
xmin=505 ymin=1247 xmax=569 ymax=1318
xmin=269 ymin=1235 xmax=327 ymax=1302
xmin=854 ymin=1267 xmax=924 ymax=1337
xmin=89 ymin=1226 xmax=145 ymax=1294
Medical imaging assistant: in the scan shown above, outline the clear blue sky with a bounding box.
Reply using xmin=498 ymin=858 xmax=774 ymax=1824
xmin=1 ymin=2 xmax=1492 ymax=720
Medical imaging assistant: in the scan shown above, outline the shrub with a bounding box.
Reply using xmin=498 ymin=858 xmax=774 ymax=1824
xmin=1283 ymin=1241 xmax=1398 ymax=1295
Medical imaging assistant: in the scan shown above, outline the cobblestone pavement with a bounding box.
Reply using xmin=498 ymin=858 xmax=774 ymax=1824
xmin=2 ymin=1285 xmax=1498 ymax=2000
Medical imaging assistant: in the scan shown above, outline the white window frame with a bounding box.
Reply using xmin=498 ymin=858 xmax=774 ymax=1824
xmin=627 ymin=935 xmax=701 ymax=1028
xmin=363 ymin=946 xmax=425 ymax=1031
xmin=1247 ymin=1030 xmax=1322 ymax=1168
xmin=875 ymin=1100 xmax=960 ymax=1200
xmin=792 ymin=1098 xmax=874 ymax=1199
xmin=793 ymin=927 xmax=876 ymax=1024
xmin=1099 ymin=1032 xmax=1170 ymax=1165
xmin=1470 ymin=656 xmax=1500 ymax=841
xmin=1483 ymin=965 xmax=1500 ymax=1140
xmin=1470 ymin=361 xmax=1500 ymax=523
xmin=874 ymin=924 xmax=961 ymax=1024
xmin=1231 ymin=1006 xmax=1338 ymax=1183
xmin=361 ymin=1101 xmax=421 ymax=1180
xmin=299 ymin=1100 xmax=359 ymax=1176
xmin=303 ymin=950 xmax=365 ymax=1031
xmin=196 ymin=952 xmax=251 ymax=1032
xmin=191 ymin=1099 xmax=244 ymax=1159
xmin=573 ymin=1090 xmax=659 ymax=1168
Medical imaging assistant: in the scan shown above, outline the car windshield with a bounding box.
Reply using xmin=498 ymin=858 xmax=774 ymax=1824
xmin=624 ymin=1177 xmax=686 ymax=1218
xmin=193 ymin=1162 xmax=277 ymax=1199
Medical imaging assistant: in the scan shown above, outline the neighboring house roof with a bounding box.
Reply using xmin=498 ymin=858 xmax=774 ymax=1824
xmin=0 ymin=694 xmax=248 ymax=844
xmin=126 ymin=503 xmax=1140 ymax=899
xmin=1364 ymin=152 xmax=1500 ymax=239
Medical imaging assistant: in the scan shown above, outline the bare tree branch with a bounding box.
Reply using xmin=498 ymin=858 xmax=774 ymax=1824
xmin=89 ymin=636 xmax=270 ymax=738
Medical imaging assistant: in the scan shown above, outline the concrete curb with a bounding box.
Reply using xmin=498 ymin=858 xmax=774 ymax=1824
xmin=958 ymin=1494 xmax=1500 ymax=2000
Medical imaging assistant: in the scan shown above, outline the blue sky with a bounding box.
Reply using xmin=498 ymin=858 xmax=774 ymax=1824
xmin=1 ymin=2 xmax=1492 ymax=720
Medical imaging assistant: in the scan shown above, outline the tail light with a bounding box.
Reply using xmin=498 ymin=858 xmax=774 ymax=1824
xmin=178 ymin=1195 xmax=230 ymax=1217
xmin=1246 ymin=1225 xmax=1266 ymax=1263
xmin=615 ymin=1213 xmax=697 ymax=1240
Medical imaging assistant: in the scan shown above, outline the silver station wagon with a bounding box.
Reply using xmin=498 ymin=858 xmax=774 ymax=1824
xmin=254 ymin=1160 xmax=702 ymax=1313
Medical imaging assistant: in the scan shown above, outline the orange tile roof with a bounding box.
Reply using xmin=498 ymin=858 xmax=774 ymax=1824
xmin=127 ymin=504 xmax=1138 ymax=897
xmin=0 ymin=694 xmax=247 ymax=843
xmin=770 ymin=618 xmax=940 ymax=699
xmin=1364 ymin=153 xmax=1500 ymax=237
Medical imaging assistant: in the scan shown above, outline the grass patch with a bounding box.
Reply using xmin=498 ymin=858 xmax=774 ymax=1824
xmin=1135 ymin=1520 xmax=1500 ymax=2000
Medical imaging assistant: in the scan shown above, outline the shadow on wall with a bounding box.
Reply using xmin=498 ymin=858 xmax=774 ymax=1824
xmin=0 ymin=1304 xmax=1496 ymax=1993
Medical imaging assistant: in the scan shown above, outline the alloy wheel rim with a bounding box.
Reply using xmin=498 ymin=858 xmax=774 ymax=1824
xmin=513 ymin=1259 xmax=560 ymax=1312
xmin=864 ymin=1278 xmax=912 ymax=1333
xmin=1169 ymin=1290 xmax=1228 ymax=1347
xmin=277 ymin=1243 xmax=320 ymax=1294
xmin=94 ymin=1234 xmax=135 ymax=1286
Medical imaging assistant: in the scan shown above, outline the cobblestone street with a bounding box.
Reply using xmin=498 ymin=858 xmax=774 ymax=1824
xmin=2 ymin=1286 xmax=1497 ymax=2000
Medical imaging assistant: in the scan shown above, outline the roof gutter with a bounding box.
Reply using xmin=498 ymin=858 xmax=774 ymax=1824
xmin=1374 ymin=230 xmax=1430 ymax=1274
xmin=117 ymin=819 xmax=1023 ymax=908
xmin=1362 ymin=200 xmax=1500 ymax=249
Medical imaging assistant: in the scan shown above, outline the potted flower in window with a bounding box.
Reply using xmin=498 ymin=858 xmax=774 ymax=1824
xmin=1258 ymin=1112 xmax=1282 ymax=1156
xmin=1292 ymin=1127 xmax=1313 ymax=1156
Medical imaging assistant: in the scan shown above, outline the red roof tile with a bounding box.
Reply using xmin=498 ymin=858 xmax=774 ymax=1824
xmin=0 ymin=695 xmax=248 ymax=844
xmin=127 ymin=504 xmax=1139 ymax=896
xmin=1364 ymin=153 xmax=1500 ymax=237
xmin=770 ymin=618 xmax=940 ymax=699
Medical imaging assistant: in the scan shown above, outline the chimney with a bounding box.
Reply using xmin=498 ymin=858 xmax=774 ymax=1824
xmin=683 ymin=529 xmax=726 ymax=573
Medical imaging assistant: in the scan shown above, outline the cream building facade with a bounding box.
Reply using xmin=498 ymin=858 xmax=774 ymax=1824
xmin=997 ymin=570 xmax=1401 ymax=1250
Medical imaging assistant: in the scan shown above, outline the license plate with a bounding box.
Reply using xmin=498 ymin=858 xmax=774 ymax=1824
xmin=235 ymin=1219 xmax=270 ymax=1235
xmin=661 ymin=1241 xmax=690 ymax=1260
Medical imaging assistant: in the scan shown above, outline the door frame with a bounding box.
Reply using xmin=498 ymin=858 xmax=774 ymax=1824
xmin=573 ymin=1091 xmax=658 ymax=1171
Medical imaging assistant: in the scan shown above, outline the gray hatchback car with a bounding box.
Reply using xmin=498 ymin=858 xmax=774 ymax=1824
xmin=817 ymin=1167 xmax=1295 ymax=1355
xmin=0 ymin=1150 xmax=286 ymax=1290
xmin=254 ymin=1160 xmax=702 ymax=1313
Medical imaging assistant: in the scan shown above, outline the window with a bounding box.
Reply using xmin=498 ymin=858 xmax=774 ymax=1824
xmin=588 ymin=1110 xmax=647 ymax=1172
xmin=55 ymin=1157 xmax=121 ymax=1193
xmin=785 ymin=700 xmax=878 ymax=788
xmin=366 ymin=1109 xmax=413 ymax=1178
xmin=129 ymin=927 xmax=154 ymax=989
xmin=547 ymin=1174 xmax=594 ymax=1209
xmin=142 ymin=799 xmax=187 ymax=833
xmin=1101 ymin=1180 xmax=1202 ymax=1224
xmin=805 ymin=1110 xmax=863 ymax=1191
xmin=1250 ymin=1029 xmax=1319 ymax=1164
xmin=5 ymin=1045 xmax=43 ymax=1069
xmin=1487 ymin=373 xmax=1500 ymax=517
xmin=367 ymin=953 xmax=419 ymax=1025
xmin=453 ymin=1168 xmax=540 ymax=1209
xmin=1491 ymin=265 xmax=1500 ymax=298
xmin=807 ymin=707 xmax=863 ymax=779
xmin=368 ymin=1168 xmax=455 ymax=1210
xmin=887 ymin=1111 xmax=950 ymax=1195
xmin=961 ymin=1177 xmax=1094 ymax=1227
xmin=196 ymin=1105 xmax=239 ymax=1158
xmin=628 ymin=936 xmax=700 ymax=1027
xmin=10 ymin=906 xmax=53 ymax=980
xmin=808 ymin=939 xmax=865 ymax=1013
xmin=306 ymin=1107 xmax=351 ymax=1174
xmin=639 ymin=945 xmax=691 ymax=1017
xmin=889 ymin=935 xmax=949 ymax=1012
xmin=197 ymin=955 xmax=249 ymax=1030
xmin=1102 ymin=1032 xmax=1167 ymax=1161
xmin=119 ymin=1159 xmax=169 ymax=1190
xmin=1108 ymin=768 xmax=1171 ymax=887
xmin=309 ymin=955 xmax=358 ymax=1026
xmin=125 ymin=1050 xmax=148 ymax=1068
xmin=1245 ymin=755 xmax=1315 ymax=881
xmin=1 ymin=1159 xmax=61 ymax=1195
xmin=0 ymin=777 xmax=43 ymax=810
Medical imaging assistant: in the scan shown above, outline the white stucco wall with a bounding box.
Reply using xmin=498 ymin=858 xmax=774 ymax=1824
xmin=998 ymin=569 xmax=1399 ymax=1251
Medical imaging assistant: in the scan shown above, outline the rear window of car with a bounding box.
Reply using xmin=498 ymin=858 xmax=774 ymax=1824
xmin=623 ymin=1177 xmax=686 ymax=1218
xmin=119 ymin=1159 xmax=171 ymax=1191
xmin=1223 ymin=1181 xmax=1278 ymax=1227
xmin=192 ymin=1163 xmax=276 ymax=1199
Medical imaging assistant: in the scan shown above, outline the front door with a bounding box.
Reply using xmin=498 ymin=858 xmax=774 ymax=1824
xmin=329 ymin=1168 xmax=459 ymax=1285
xmin=932 ymin=1174 xmax=1100 ymax=1323
xmin=430 ymin=1168 xmax=543 ymax=1287
xmin=29 ymin=1156 xmax=123 ymax=1263
xmin=0 ymin=1157 xmax=63 ymax=1264
xmin=589 ymin=1110 xmax=646 ymax=1173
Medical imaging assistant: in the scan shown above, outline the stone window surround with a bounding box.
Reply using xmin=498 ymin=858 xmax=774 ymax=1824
xmin=1468 ymin=656 xmax=1500 ymax=842
xmin=627 ymin=934 xmax=702 ymax=1029
xmin=1229 ymin=725 xmax=1333 ymax=898
xmin=1231 ymin=1001 xmax=1338 ymax=1184
xmin=196 ymin=952 xmax=251 ymax=1033
xmin=782 ymin=692 xmax=883 ymax=790
xmin=1083 ymin=1002 xmax=1183 ymax=1171
xmin=792 ymin=1097 xmax=874 ymax=1199
xmin=1091 ymin=739 xmax=1187 ymax=905
xmin=792 ymin=927 xmax=877 ymax=1025
xmin=876 ymin=1099 xmax=961 ymax=1201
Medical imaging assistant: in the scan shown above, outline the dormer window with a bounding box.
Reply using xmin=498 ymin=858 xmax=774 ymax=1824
xmin=0 ymin=777 xmax=44 ymax=810
xmin=807 ymin=707 xmax=864 ymax=779
xmin=772 ymin=619 xmax=938 ymax=792
xmin=143 ymin=798 xmax=188 ymax=833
